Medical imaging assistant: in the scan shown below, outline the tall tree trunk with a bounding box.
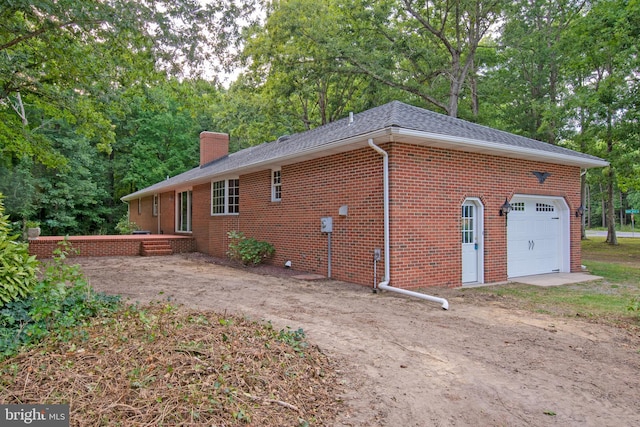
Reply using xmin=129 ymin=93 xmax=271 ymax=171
xmin=606 ymin=170 xmax=617 ymax=244
xmin=605 ymin=106 xmax=617 ymax=244
xmin=600 ymin=183 xmax=606 ymax=227
xmin=470 ymin=59 xmax=479 ymax=118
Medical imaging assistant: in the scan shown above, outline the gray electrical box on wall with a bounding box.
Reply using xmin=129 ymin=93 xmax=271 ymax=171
xmin=320 ymin=217 xmax=333 ymax=233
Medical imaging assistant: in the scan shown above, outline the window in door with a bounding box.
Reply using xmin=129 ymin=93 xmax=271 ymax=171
xmin=461 ymin=205 xmax=474 ymax=243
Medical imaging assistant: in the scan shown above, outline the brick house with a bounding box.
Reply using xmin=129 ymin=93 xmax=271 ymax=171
xmin=122 ymin=101 xmax=607 ymax=290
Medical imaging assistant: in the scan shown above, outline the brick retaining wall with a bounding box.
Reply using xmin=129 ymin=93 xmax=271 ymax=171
xmin=28 ymin=235 xmax=196 ymax=259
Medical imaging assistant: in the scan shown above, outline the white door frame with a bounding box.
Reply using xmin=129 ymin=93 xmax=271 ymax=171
xmin=462 ymin=198 xmax=484 ymax=285
xmin=508 ymin=194 xmax=570 ymax=277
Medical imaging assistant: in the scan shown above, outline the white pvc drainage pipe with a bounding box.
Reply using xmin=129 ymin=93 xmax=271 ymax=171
xmin=368 ymin=139 xmax=449 ymax=310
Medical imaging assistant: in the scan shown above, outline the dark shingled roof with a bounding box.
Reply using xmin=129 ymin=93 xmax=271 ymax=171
xmin=123 ymin=101 xmax=607 ymax=200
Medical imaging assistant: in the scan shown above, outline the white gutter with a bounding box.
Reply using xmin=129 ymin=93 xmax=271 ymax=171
xmin=368 ymin=139 xmax=449 ymax=310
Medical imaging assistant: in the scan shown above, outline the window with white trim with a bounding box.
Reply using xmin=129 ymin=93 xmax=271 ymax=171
xmin=152 ymin=194 xmax=158 ymax=217
xmin=177 ymin=190 xmax=192 ymax=232
xmin=271 ymin=169 xmax=281 ymax=202
xmin=228 ymin=179 xmax=239 ymax=213
xmin=211 ymin=179 xmax=240 ymax=215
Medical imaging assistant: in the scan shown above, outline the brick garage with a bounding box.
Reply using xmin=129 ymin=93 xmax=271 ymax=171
xmin=122 ymin=101 xmax=607 ymax=289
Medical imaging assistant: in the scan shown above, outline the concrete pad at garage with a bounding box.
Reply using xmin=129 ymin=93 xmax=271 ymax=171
xmin=510 ymin=272 xmax=602 ymax=287
xmin=465 ymin=272 xmax=603 ymax=288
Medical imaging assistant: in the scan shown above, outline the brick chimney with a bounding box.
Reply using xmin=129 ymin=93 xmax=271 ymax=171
xmin=200 ymin=132 xmax=229 ymax=166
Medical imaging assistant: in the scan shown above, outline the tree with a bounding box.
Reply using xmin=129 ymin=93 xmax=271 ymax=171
xmin=482 ymin=0 xmax=587 ymax=143
xmin=330 ymin=0 xmax=506 ymax=118
xmin=0 ymin=0 xmax=258 ymax=168
xmin=237 ymin=0 xmax=401 ymax=135
xmin=563 ymin=0 xmax=640 ymax=244
xmin=110 ymin=80 xmax=222 ymax=200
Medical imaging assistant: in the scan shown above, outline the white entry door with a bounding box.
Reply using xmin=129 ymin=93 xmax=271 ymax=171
xmin=507 ymin=197 xmax=562 ymax=278
xmin=462 ymin=202 xmax=478 ymax=283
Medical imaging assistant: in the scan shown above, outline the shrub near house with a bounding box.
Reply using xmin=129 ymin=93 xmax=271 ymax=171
xmin=0 ymin=195 xmax=38 ymax=306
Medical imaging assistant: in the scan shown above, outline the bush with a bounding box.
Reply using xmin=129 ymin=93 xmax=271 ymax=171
xmin=115 ymin=214 xmax=140 ymax=235
xmin=227 ymin=231 xmax=275 ymax=266
xmin=0 ymin=240 xmax=121 ymax=359
xmin=0 ymin=194 xmax=39 ymax=307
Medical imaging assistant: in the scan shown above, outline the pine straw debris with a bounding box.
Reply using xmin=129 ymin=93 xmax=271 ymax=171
xmin=0 ymin=302 xmax=345 ymax=426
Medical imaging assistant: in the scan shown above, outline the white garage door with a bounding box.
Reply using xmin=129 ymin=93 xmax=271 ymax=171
xmin=507 ymin=196 xmax=564 ymax=278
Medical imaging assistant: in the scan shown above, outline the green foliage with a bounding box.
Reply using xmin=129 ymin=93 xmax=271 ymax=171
xmin=24 ymin=220 xmax=40 ymax=229
xmin=111 ymin=80 xmax=221 ymax=199
xmin=0 ymin=0 xmax=259 ymax=168
xmin=227 ymin=231 xmax=275 ymax=266
xmin=115 ymin=215 xmax=141 ymax=235
xmin=277 ymin=326 xmax=309 ymax=356
xmin=0 ymin=240 xmax=121 ymax=359
xmin=0 ymin=195 xmax=39 ymax=307
xmin=628 ymin=297 xmax=640 ymax=316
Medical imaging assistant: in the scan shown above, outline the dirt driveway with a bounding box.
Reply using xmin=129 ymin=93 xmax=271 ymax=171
xmin=76 ymin=254 xmax=640 ymax=427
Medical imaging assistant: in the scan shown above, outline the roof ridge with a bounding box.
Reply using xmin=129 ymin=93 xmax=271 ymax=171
xmin=122 ymin=100 xmax=607 ymax=201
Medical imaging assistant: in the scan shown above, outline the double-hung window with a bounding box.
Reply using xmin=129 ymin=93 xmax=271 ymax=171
xmin=271 ymin=169 xmax=281 ymax=202
xmin=211 ymin=178 xmax=240 ymax=215
xmin=177 ymin=190 xmax=192 ymax=232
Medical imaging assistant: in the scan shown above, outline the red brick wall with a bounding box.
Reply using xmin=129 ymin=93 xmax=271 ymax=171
xmin=208 ymin=215 xmax=240 ymax=258
xmin=129 ymin=193 xmax=176 ymax=234
xmin=191 ymin=183 xmax=241 ymax=256
xmin=130 ymin=196 xmax=158 ymax=232
xmin=232 ymin=143 xmax=580 ymax=288
xmin=192 ymin=183 xmax=209 ymax=253
xmin=238 ymin=150 xmax=385 ymax=285
xmin=387 ymin=143 xmax=581 ymax=287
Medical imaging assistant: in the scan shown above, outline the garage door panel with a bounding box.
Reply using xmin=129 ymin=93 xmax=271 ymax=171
xmin=507 ymin=197 xmax=563 ymax=278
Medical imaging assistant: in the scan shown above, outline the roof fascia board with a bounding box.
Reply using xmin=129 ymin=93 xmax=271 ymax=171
xmin=393 ymin=128 xmax=609 ymax=168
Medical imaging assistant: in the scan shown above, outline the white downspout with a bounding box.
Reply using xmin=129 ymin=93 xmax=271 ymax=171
xmin=368 ymin=139 xmax=449 ymax=310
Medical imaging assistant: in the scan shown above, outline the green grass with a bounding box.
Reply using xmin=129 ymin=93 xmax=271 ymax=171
xmin=462 ymin=236 xmax=640 ymax=327
xmin=588 ymin=224 xmax=640 ymax=233
xmin=582 ymin=236 xmax=640 ymax=264
xmin=584 ymin=261 xmax=640 ymax=284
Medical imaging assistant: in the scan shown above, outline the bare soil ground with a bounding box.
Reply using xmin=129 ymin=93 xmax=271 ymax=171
xmin=77 ymin=254 xmax=640 ymax=427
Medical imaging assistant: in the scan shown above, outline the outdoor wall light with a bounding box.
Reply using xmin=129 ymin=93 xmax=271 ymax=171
xmin=499 ymin=198 xmax=512 ymax=217
xmin=575 ymin=205 xmax=585 ymax=217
